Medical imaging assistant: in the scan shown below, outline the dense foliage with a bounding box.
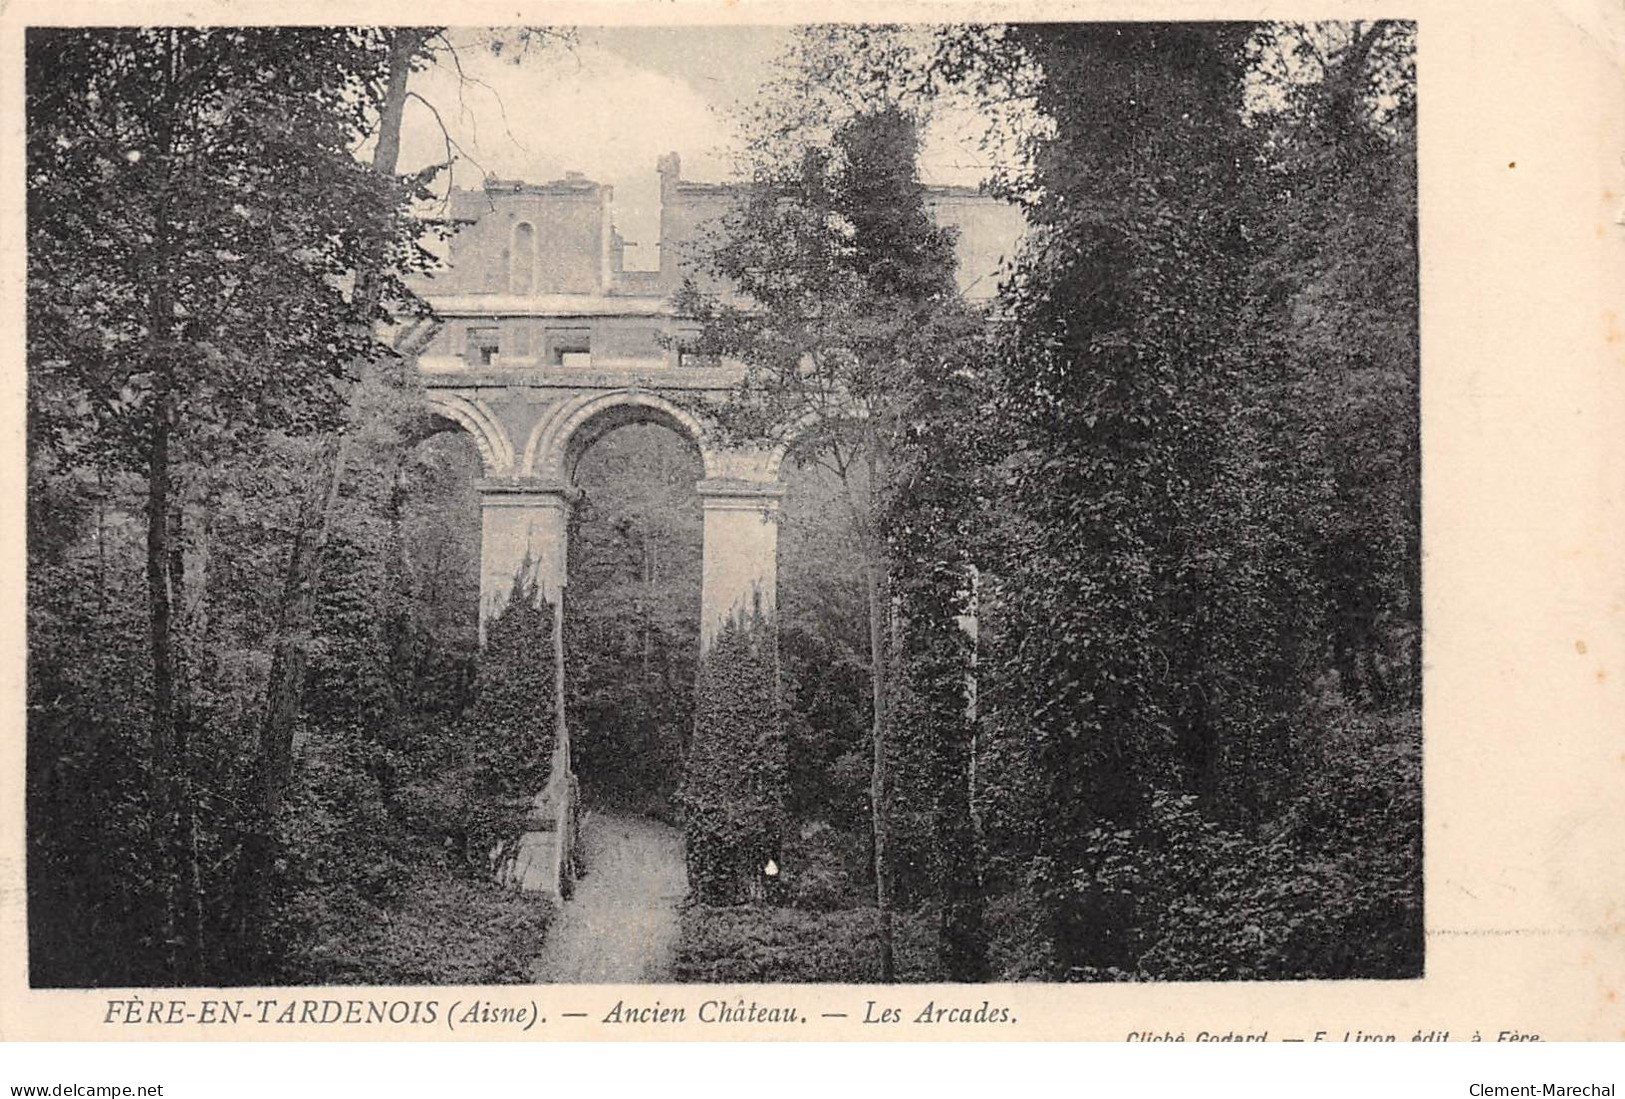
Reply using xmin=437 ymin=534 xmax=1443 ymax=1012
xmin=27 ymin=22 xmax=1420 ymax=987
xmin=933 ymin=21 xmax=1420 ymax=980
xmin=456 ymin=574 xmax=560 ymax=864
xmin=25 ymin=28 xmax=556 ymax=987
xmin=675 ymin=21 xmax=1421 ymax=982
xmin=672 ymin=904 xmax=940 ymax=983
xmin=679 ymin=100 xmax=985 ymax=978
xmin=564 ymin=426 xmax=702 ymax=819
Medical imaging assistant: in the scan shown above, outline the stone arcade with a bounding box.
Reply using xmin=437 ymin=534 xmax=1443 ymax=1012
xmin=399 ymin=155 xmax=1023 ymax=897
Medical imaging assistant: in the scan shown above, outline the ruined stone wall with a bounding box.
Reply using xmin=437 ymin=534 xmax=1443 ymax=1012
xmin=926 ymin=189 xmax=1029 ymax=301
xmin=409 ymin=158 xmax=1025 ymax=370
xmin=437 ymin=178 xmax=610 ymax=296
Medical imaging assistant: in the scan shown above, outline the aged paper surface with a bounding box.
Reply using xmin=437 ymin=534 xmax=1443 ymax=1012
xmin=0 ymin=0 xmax=1620 ymax=1043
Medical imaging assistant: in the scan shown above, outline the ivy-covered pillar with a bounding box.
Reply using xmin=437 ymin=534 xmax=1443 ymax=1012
xmin=685 ymin=454 xmax=788 ymax=904
xmin=476 ymin=477 xmax=578 ymax=899
xmin=477 ymin=478 xmax=574 ymax=634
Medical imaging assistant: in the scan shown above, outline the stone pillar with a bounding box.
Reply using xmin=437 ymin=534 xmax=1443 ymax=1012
xmin=690 ymin=457 xmax=788 ymax=903
xmin=697 ymin=476 xmax=785 ymax=651
xmin=477 ymin=478 xmax=575 ymax=636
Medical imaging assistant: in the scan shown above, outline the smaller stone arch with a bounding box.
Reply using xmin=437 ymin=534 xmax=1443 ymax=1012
xmin=424 ymin=392 xmax=517 ymax=476
xmin=764 ymin=408 xmax=850 ymax=480
xmin=524 ymin=390 xmax=719 ymax=481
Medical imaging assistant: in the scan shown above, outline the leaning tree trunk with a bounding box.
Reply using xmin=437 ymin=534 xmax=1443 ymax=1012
xmin=254 ymin=27 xmax=419 ymax=824
xmin=256 ymin=438 xmax=348 ymax=820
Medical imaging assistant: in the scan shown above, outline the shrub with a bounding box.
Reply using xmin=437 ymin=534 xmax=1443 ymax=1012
xmin=273 ymin=567 xmax=564 ymax=986
xmin=672 ymin=903 xmax=941 ymax=983
xmin=681 ymin=603 xmax=787 ymax=904
xmin=290 ymin=850 xmax=553 ymax=985
xmin=1041 ymin=706 xmax=1422 ymax=981
xmin=780 ymin=819 xmax=867 ymax=910
xmin=457 ymin=571 xmax=559 ymax=866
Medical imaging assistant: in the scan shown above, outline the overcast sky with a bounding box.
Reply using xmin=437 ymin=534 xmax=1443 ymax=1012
xmin=397 ymin=26 xmax=1001 ymax=269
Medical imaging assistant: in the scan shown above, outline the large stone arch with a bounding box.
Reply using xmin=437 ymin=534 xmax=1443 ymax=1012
xmin=522 ymin=389 xmax=719 ymax=482
xmin=424 ymin=391 xmax=517 ymax=476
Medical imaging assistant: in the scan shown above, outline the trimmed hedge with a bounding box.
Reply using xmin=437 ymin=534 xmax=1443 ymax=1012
xmin=458 ymin=569 xmax=559 ymax=865
xmin=294 ymin=852 xmax=553 ymax=985
xmin=681 ymin=604 xmax=787 ymax=904
xmin=672 ymin=903 xmax=941 ymax=983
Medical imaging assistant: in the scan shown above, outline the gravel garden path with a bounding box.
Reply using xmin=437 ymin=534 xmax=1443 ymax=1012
xmin=531 ymin=811 xmax=688 ymax=983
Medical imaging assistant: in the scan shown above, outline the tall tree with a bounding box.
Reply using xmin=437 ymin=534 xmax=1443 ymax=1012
xmin=943 ymin=24 xmax=1279 ymax=973
xmin=927 ymin=20 xmax=1420 ymax=976
xmin=27 ymin=26 xmax=432 ymax=981
xmin=1246 ymin=21 xmax=1420 ymax=708
xmin=680 ymin=103 xmax=976 ymax=978
xmin=253 ymin=24 xmax=579 ymax=841
xmin=240 ymin=27 xmax=576 ymax=974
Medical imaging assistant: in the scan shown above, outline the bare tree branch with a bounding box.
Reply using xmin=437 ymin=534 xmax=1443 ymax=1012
xmin=404 ymin=90 xmax=490 ymax=183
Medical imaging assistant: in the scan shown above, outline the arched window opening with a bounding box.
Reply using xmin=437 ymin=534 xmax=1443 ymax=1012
xmin=510 ymin=222 xmax=535 ymax=294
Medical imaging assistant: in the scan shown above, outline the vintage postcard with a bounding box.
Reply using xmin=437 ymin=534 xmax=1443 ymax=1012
xmin=0 ymin=0 xmax=1620 ymax=1044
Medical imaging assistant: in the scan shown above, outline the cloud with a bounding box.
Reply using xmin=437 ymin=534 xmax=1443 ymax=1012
xmin=394 ymin=32 xmax=1017 ymax=265
xmin=400 ymin=38 xmax=734 ymax=266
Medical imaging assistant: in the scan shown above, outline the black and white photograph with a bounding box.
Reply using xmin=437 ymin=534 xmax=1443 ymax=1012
xmin=18 ymin=19 xmax=1429 ymax=993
